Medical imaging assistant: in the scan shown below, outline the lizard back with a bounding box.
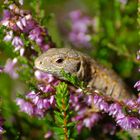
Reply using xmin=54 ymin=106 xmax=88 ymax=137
xmin=86 ymin=58 xmax=134 ymax=101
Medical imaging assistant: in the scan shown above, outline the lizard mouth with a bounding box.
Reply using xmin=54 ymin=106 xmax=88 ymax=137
xmin=34 ymin=65 xmax=58 ymax=76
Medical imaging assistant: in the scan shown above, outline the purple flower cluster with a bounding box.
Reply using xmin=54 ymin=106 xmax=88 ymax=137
xmin=16 ymin=71 xmax=102 ymax=131
xmin=1 ymin=58 xmax=18 ymax=79
xmin=74 ymin=113 xmax=101 ymax=133
xmin=16 ymin=69 xmax=140 ymax=131
xmin=1 ymin=0 xmax=55 ymax=79
xmin=1 ymin=1 xmax=55 ymax=55
xmin=91 ymin=93 xmax=140 ymax=130
xmin=69 ymin=10 xmax=97 ymax=48
xmin=125 ymin=97 xmax=140 ymax=117
xmin=16 ymin=92 xmax=55 ymax=117
xmin=70 ymin=90 xmax=102 ymax=132
xmin=16 ymin=70 xmax=58 ymax=117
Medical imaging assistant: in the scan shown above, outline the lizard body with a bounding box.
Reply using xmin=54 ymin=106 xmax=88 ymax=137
xmin=35 ymin=48 xmax=134 ymax=101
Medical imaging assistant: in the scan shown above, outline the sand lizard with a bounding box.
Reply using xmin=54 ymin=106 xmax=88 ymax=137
xmin=35 ymin=48 xmax=134 ymax=101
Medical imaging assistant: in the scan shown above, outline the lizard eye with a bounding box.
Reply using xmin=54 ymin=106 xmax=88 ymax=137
xmin=55 ymin=58 xmax=64 ymax=63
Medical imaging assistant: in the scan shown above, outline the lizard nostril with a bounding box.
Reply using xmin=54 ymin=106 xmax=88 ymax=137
xmin=39 ymin=61 xmax=43 ymax=64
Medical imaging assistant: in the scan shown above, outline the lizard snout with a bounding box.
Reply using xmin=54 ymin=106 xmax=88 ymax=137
xmin=34 ymin=58 xmax=43 ymax=69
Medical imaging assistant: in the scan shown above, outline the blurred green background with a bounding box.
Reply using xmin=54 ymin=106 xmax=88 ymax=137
xmin=0 ymin=0 xmax=139 ymax=139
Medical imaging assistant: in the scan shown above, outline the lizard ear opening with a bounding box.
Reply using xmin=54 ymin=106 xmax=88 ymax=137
xmin=76 ymin=62 xmax=81 ymax=72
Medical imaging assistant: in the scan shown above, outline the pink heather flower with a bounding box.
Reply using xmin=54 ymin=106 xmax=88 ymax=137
xmin=71 ymin=18 xmax=90 ymax=33
xmin=72 ymin=115 xmax=84 ymax=122
xmin=19 ymin=0 xmax=24 ymax=5
xmin=83 ymin=118 xmax=91 ymax=128
xmin=69 ymin=32 xmax=91 ymax=47
xmin=70 ymin=93 xmax=85 ymax=112
xmin=0 ymin=67 xmax=4 ymax=73
xmin=11 ymin=36 xmax=25 ymax=55
xmin=76 ymin=113 xmax=101 ymax=130
xmin=20 ymin=17 xmax=27 ymax=27
xmin=86 ymin=95 xmax=94 ymax=106
xmin=125 ymin=99 xmax=136 ymax=107
xmin=0 ymin=127 xmax=4 ymax=135
xmin=16 ymin=21 xmax=24 ymax=30
xmin=49 ymin=96 xmax=55 ymax=105
xmin=125 ymin=99 xmax=139 ymax=111
xmin=29 ymin=27 xmax=43 ymax=41
xmin=2 ymin=10 xmax=11 ymax=20
xmin=93 ymin=95 xmax=109 ymax=112
xmin=38 ymin=84 xmax=54 ymax=93
xmin=34 ymin=108 xmax=44 ymax=118
xmin=22 ymin=19 xmax=37 ymax=33
xmin=35 ymin=70 xmax=54 ymax=82
xmin=26 ymin=91 xmax=39 ymax=104
xmin=77 ymin=122 xmax=83 ymax=133
xmin=137 ymin=96 xmax=140 ymax=104
xmin=69 ymin=10 xmax=82 ymax=21
xmin=117 ymin=116 xmax=140 ymax=130
xmin=16 ymin=89 xmax=55 ymax=117
xmin=35 ymin=36 xmax=44 ymax=46
xmin=4 ymin=31 xmax=13 ymax=42
xmin=41 ymin=44 xmax=50 ymax=51
xmin=35 ymin=70 xmax=55 ymax=83
xmin=44 ymin=131 xmax=53 ymax=139
xmin=137 ymin=50 xmax=140 ymax=60
xmin=134 ymin=50 xmax=140 ymax=92
xmin=1 ymin=19 xmax=10 ymax=27
xmin=12 ymin=36 xmax=24 ymax=48
xmin=16 ymin=98 xmax=34 ymax=115
xmin=134 ymin=81 xmax=140 ymax=91
xmin=1 ymin=2 xmax=55 ymax=53
xmin=83 ymin=113 xmax=101 ymax=129
xmin=68 ymin=10 xmax=97 ymax=48
xmin=0 ymin=117 xmax=5 ymax=136
xmin=108 ymin=103 xmax=123 ymax=118
xmin=35 ymin=97 xmax=54 ymax=110
xmin=4 ymin=58 xmax=18 ymax=79
xmin=36 ymin=99 xmax=45 ymax=109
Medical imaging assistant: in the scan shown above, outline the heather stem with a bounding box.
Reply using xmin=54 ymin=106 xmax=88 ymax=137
xmin=36 ymin=0 xmax=40 ymax=17
xmin=55 ymin=82 xmax=73 ymax=140
xmin=62 ymin=98 xmax=68 ymax=140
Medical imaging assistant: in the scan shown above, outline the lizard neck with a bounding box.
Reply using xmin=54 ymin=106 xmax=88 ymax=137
xmin=77 ymin=55 xmax=93 ymax=84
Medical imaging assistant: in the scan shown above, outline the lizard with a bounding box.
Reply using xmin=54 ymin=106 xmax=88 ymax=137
xmin=35 ymin=47 xmax=135 ymax=101
xmin=35 ymin=47 xmax=140 ymax=139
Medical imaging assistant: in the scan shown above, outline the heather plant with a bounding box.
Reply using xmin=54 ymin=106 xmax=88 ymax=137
xmin=0 ymin=0 xmax=139 ymax=140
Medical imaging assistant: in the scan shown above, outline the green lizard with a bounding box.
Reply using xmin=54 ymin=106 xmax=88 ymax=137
xmin=35 ymin=47 xmax=134 ymax=101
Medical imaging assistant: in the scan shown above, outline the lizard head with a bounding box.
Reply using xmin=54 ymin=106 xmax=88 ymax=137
xmin=35 ymin=48 xmax=90 ymax=80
